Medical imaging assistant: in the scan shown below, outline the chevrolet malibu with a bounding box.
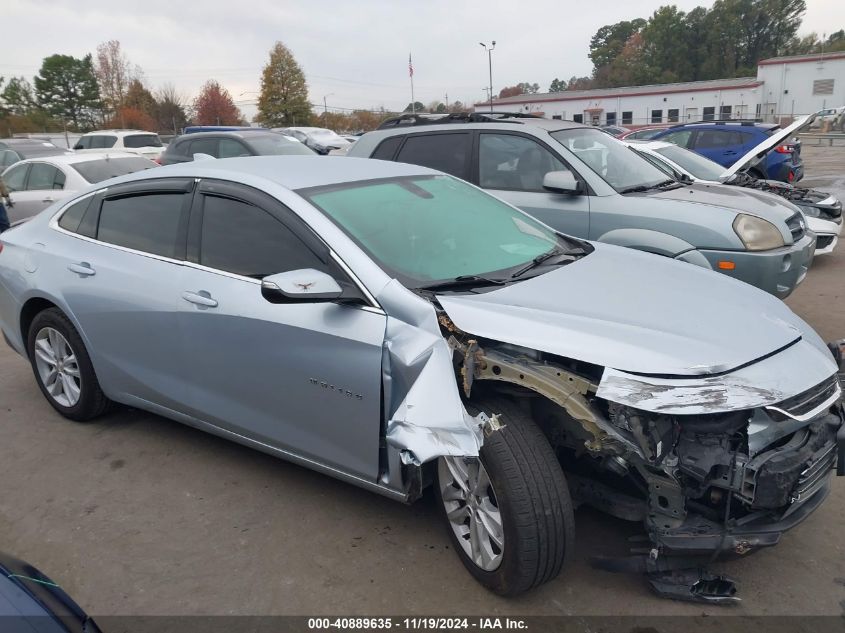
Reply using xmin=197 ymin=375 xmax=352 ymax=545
xmin=0 ymin=157 xmax=842 ymax=601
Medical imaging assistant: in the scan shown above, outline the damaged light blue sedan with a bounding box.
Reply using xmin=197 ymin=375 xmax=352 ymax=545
xmin=0 ymin=156 xmax=842 ymax=602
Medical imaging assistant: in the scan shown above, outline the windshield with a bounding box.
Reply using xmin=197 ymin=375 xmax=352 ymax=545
xmin=302 ymin=175 xmax=565 ymax=288
xmin=123 ymin=134 xmax=163 ymax=148
xmin=71 ymin=156 xmax=157 ymax=183
xmin=654 ymin=144 xmax=725 ymax=181
xmin=551 ymin=128 xmax=670 ymax=193
xmin=248 ymin=134 xmax=316 ymax=155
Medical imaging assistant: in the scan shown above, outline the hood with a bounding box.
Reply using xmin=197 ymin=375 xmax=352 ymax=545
xmin=646 ymin=182 xmax=797 ymax=228
xmin=438 ymin=242 xmax=803 ymax=377
xmin=720 ymin=113 xmax=815 ymax=179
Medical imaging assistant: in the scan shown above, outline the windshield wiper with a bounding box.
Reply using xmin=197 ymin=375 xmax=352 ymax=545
xmin=510 ymin=247 xmax=573 ymax=279
xmin=619 ymin=179 xmax=679 ymax=194
xmin=419 ymin=274 xmax=508 ymax=292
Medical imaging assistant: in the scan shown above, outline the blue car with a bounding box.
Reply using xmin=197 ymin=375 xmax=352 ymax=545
xmin=651 ymin=121 xmax=803 ymax=183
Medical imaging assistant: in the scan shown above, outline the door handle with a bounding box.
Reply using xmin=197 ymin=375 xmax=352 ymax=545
xmin=182 ymin=291 xmax=218 ymax=308
xmin=67 ymin=262 xmax=95 ymax=277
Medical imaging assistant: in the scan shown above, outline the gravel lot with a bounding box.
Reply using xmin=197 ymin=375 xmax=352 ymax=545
xmin=0 ymin=147 xmax=843 ymax=617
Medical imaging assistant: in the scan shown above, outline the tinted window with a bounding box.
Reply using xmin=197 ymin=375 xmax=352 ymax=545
xmin=27 ymin=163 xmax=65 ymax=190
xmin=3 ymin=164 xmax=29 ymax=191
xmin=123 ymin=134 xmax=163 ymax=148
xmin=695 ymin=130 xmax=739 ymax=148
xmin=199 ymin=195 xmax=320 ymax=278
xmin=217 ymin=139 xmax=250 ymax=158
xmin=395 ymin=133 xmax=470 ymax=178
xmin=479 ymin=133 xmax=567 ymax=191
xmin=189 ymin=138 xmax=218 ymax=157
xmin=0 ymin=150 xmax=17 ymax=168
xmin=75 ymin=137 xmax=91 ymax=149
xmin=71 ymin=157 xmax=155 ymax=183
xmin=97 ymin=193 xmax=186 ymax=258
xmin=58 ymin=197 xmax=91 ymax=233
xmin=371 ymin=136 xmax=403 ymax=160
xmin=90 ymin=135 xmax=118 ymax=149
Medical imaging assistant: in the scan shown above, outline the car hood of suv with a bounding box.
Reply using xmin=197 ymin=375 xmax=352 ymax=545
xmin=437 ymin=242 xmax=817 ymax=377
xmin=646 ymin=181 xmax=798 ymax=228
xmin=720 ymin=113 xmax=815 ymax=179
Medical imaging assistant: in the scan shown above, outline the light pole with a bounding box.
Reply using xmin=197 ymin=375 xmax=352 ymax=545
xmin=479 ymin=41 xmax=496 ymax=112
xmin=323 ymin=93 xmax=334 ymax=116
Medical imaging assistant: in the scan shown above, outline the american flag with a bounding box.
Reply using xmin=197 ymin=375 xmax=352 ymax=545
xmin=408 ymin=53 xmax=414 ymax=77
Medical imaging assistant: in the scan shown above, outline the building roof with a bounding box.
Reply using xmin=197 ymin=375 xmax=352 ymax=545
xmin=478 ymin=76 xmax=763 ymax=107
xmin=758 ymin=52 xmax=845 ymax=65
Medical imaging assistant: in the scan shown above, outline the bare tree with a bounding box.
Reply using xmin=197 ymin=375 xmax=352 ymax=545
xmin=94 ymin=40 xmax=140 ymax=126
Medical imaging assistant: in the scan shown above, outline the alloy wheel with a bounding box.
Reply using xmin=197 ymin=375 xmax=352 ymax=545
xmin=33 ymin=327 xmax=82 ymax=407
xmin=439 ymin=456 xmax=504 ymax=571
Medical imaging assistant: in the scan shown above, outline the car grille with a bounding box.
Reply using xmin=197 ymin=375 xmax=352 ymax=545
xmin=791 ymin=442 xmax=837 ymax=503
xmin=786 ymin=213 xmax=805 ymax=241
xmin=816 ymin=235 xmax=834 ymax=250
xmin=765 ymin=374 xmax=840 ymax=421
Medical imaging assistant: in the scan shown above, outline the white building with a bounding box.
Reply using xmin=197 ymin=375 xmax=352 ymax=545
xmin=476 ymin=52 xmax=845 ymax=127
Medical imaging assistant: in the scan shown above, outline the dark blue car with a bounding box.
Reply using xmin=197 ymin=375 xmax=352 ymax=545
xmin=651 ymin=121 xmax=803 ymax=183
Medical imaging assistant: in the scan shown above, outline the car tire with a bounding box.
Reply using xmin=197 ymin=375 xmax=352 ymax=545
xmin=27 ymin=308 xmax=111 ymax=421
xmin=436 ymin=396 xmax=574 ymax=596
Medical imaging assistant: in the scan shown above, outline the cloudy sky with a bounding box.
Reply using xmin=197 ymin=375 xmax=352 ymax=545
xmin=4 ymin=0 xmax=843 ymax=119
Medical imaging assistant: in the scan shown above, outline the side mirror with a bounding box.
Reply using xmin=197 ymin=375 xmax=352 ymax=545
xmin=261 ymin=269 xmax=343 ymax=303
xmin=542 ymin=170 xmax=582 ymax=194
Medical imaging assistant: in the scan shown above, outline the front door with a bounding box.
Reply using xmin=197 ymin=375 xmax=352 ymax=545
xmin=177 ymin=180 xmax=386 ymax=480
xmin=476 ymin=131 xmax=590 ymax=238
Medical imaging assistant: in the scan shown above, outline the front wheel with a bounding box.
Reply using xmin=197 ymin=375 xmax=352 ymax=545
xmin=436 ymin=397 xmax=575 ymax=596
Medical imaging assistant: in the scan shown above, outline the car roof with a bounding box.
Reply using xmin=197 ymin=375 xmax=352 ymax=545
xmin=82 ymin=129 xmax=159 ymax=136
xmin=625 ymin=139 xmax=676 ymax=151
xmin=667 ymin=121 xmax=779 ymax=131
xmin=174 ymin=130 xmax=281 ymax=141
xmin=13 ymin=152 xmax=146 ymax=166
xmin=89 ymin=155 xmax=438 ymax=191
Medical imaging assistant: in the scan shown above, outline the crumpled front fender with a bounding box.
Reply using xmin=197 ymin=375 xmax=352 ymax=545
xmin=377 ymin=280 xmax=484 ymax=484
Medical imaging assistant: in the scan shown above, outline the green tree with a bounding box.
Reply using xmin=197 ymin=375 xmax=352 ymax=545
xmin=403 ymin=101 xmax=425 ymax=112
xmin=124 ymin=79 xmax=157 ymax=116
xmin=34 ymin=54 xmax=101 ymax=130
xmin=1 ymin=76 xmax=38 ymax=116
xmin=154 ymin=83 xmax=189 ymax=134
xmin=548 ymin=78 xmax=567 ymax=92
xmin=641 ymin=6 xmax=691 ymax=83
xmin=589 ymin=19 xmax=647 ymax=70
xmin=256 ymin=41 xmax=312 ymax=127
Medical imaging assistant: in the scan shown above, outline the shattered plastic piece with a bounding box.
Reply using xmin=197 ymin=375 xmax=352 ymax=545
xmin=378 ymin=280 xmax=485 ymax=466
xmin=647 ymin=569 xmax=740 ymax=605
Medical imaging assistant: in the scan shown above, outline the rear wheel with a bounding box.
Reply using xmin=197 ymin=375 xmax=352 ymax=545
xmin=27 ymin=308 xmax=111 ymax=421
xmin=436 ymin=396 xmax=574 ymax=595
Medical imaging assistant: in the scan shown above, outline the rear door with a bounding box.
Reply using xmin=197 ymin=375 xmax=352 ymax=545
xmin=177 ymin=180 xmax=386 ymax=479
xmin=6 ymin=162 xmax=67 ymax=221
xmin=475 ymin=131 xmax=590 ymax=237
xmin=50 ymin=179 xmax=193 ymax=409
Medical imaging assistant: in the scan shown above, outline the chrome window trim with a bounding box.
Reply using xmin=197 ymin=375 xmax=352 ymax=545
xmin=48 ymin=189 xmax=385 ymax=313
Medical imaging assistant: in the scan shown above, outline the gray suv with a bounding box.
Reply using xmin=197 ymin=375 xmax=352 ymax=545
xmin=349 ymin=114 xmax=815 ymax=298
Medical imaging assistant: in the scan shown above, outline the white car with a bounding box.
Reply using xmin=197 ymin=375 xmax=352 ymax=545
xmin=74 ymin=130 xmax=165 ymax=161
xmin=625 ymin=136 xmax=842 ymax=256
xmin=1 ymin=153 xmax=157 ymax=225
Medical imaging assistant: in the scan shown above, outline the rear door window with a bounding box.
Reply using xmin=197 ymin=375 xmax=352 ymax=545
xmin=658 ymin=130 xmax=692 ymax=147
xmin=188 ymin=138 xmax=218 ymax=157
xmin=217 ymin=139 xmax=250 ymax=158
xmin=123 ymin=134 xmax=162 ymax=148
xmin=97 ymin=193 xmax=187 ymax=258
xmin=27 ymin=163 xmax=65 ymax=190
xmin=371 ymin=136 xmax=403 ymax=160
xmin=90 ymin=135 xmax=118 ymax=149
xmin=694 ymin=130 xmax=734 ymax=148
xmin=395 ymin=133 xmax=471 ymax=179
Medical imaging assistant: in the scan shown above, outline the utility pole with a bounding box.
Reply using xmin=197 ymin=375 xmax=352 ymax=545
xmin=323 ymin=93 xmax=334 ymax=116
xmin=479 ymin=41 xmax=496 ymax=112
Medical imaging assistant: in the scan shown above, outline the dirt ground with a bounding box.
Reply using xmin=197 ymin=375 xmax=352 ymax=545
xmin=0 ymin=147 xmax=843 ymax=617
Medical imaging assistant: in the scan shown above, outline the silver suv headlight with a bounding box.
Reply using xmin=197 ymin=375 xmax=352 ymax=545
xmin=733 ymin=214 xmax=785 ymax=251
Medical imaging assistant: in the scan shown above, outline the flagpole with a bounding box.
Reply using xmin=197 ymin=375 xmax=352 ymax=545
xmin=409 ymin=52 xmax=415 ymax=114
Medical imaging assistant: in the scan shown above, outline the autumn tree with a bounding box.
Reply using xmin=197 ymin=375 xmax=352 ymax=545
xmin=498 ymin=85 xmax=522 ymax=98
xmin=95 ymin=40 xmax=140 ymax=124
xmin=256 ymin=42 xmax=312 ymax=127
xmin=34 ymin=54 xmax=101 ymax=130
xmin=194 ymin=80 xmax=242 ymax=125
